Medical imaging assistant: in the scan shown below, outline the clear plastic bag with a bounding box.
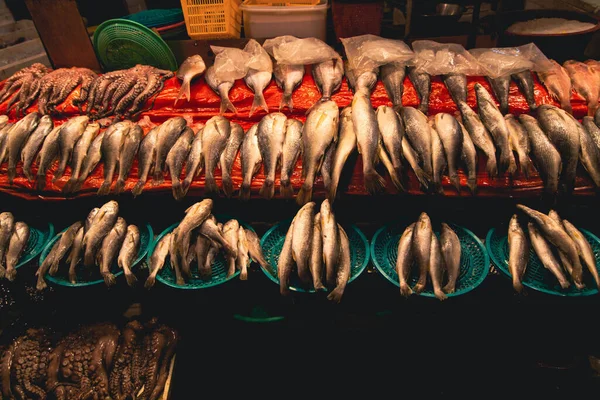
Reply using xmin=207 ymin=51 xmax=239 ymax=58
xmin=411 ymin=40 xmax=483 ymax=76
xmin=266 ymin=36 xmax=341 ymax=65
xmin=210 ymin=45 xmax=251 ymax=82
xmin=243 ymin=39 xmax=273 ymax=73
xmin=469 ymin=43 xmax=553 ymax=78
xmin=340 ymin=34 xmax=414 ymax=77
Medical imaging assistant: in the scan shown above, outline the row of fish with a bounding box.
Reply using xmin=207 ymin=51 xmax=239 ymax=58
xmin=35 ymin=201 xmax=141 ymax=290
xmin=0 ymin=212 xmax=29 ymax=281
xmin=508 ymin=204 xmax=600 ymax=292
xmin=145 ymin=199 xmax=271 ymax=288
xmin=277 ymin=199 xmax=351 ymax=303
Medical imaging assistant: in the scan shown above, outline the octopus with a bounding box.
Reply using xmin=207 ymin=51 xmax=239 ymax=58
xmin=0 ymin=63 xmax=49 ymax=112
xmin=9 ymin=329 xmax=51 ymax=399
xmin=33 ymin=67 xmax=97 ymax=116
xmin=109 ymin=320 xmax=143 ymax=400
xmin=137 ymin=321 xmax=178 ymax=400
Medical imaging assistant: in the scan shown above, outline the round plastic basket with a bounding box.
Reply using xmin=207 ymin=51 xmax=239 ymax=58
xmin=93 ymin=18 xmax=177 ymax=72
xmin=487 ymin=226 xmax=600 ymax=296
xmin=371 ymin=222 xmax=489 ymax=298
xmin=122 ymin=9 xmax=184 ymax=28
xmin=41 ymin=223 xmax=153 ymax=287
xmin=14 ymin=222 xmax=54 ymax=270
xmin=259 ymin=219 xmax=370 ymax=293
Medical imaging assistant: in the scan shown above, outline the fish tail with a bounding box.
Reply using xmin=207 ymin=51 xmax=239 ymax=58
xmin=521 ymin=156 xmax=535 ymax=179
xmin=222 ymin=177 xmax=234 ymax=199
xmin=114 ymin=179 xmax=126 ymax=195
xmin=62 ymin=178 xmax=77 ymax=194
xmin=279 ymin=179 xmax=294 ymax=199
xmin=443 ymin=282 xmax=456 ymax=294
xmin=36 ymin=277 xmax=47 ymax=291
xmin=259 ymin=179 xmax=275 ymax=200
xmin=181 ymin=177 xmax=192 ymax=197
xmin=220 ymin=96 xmax=237 ymax=115
xmin=68 ymin=267 xmax=77 ymax=284
xmin=171 ymin=180 xmax=183 ymax=201
xmin=512 ymin=277 xmax=524 ymax=293
xmin=97 ymin=181 xmax=112 ymax=196
xmin=7 ymin=167 xmax=15 ymax=185
xmin=296 ymin=182 xmax=313 ymax=206
xmin=390 ymin=167 xmax=406 ymax=193
xmin=313 ymin=278 xmax=326 ymax=291
xmin=132 ymin=180 xmax=145 ymax=197
xmin=434 ymin=288 xmax=448 ymax=301
xmin=249 ymin=92 xmax=269 ymax=117
xmin=485 ymin=155 xmax=498 ymax=178
xmin=174 ymin=78 xmax=191 ymax=106
xmin=449 ymin=173 xmax=461 ymax=194
xmin=561 ymin=100 xmax=573 ymax=115
xmin=52 ymin=166 xmax=65 ymax=183
xmin=0 ymin=266 xmax=5 ymax=279
xmin=239 ymin=182 xmax=252 ymax=201
xmin=280 ymin=281 xmax=291 ymax=296
xmin=23 ymin=166 xmax=33 ymax=182
xmin=467 ymin=177 xmax=477 ymax=195
xmin=103 ymin=272 xmax=116 ymax=287
xmin=144 ymin=275 xmax=156 ymax=289
xmin=205 ymin=176 xmax=219 ymax=196
xmin=558 ymin=278 xmax=571 ymax=290
xmin=413 ymin=282 xmax=426 ymax=294
xmin=574 ymin=279 xmax=586 ymax=290
xmin=400 ymin=282 xmax=413 ymax=298
xmin=280 ymin=91 xmax=294 ymax=111
xmin=326 ymin=287 xmax=345 ymax=304
xmin=240 ymin=269 xmax=248 ymax=281
xmin=5 ymin=268 xmax=16 ymax=282
xmin=83 ymin=250 xmax=95 ymax=268
xmin=259 ymin=260 xmax=275 ymax=276
xmin=49 ymin=260 xmax=60 ymax=276
xmin=364 ymin=170 xmax=386 ymax=195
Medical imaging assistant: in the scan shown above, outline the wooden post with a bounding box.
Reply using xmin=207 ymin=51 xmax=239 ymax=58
xmin=24 ymin=0 xmax=101 ymax=71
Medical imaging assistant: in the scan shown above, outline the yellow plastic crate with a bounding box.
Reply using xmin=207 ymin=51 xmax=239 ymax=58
xmin=243 ymin=0 xmax=319 ymax=6
xmin=180 ymin=0 xmax=242 ymax=40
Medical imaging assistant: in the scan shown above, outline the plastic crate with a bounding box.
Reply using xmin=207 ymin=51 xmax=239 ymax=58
xmin=180 ymin=0 xmax=242 ymax=40
xmin=243 ymin=0 xmax=319 ymax=6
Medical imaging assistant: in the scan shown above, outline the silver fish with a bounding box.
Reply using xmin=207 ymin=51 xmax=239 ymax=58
xmin=487 ymin=75 xmax=511 ymax=115
xmin=114 ymin=124 xmax=142 ymax=194
xmin=291 ymin=202 xmax=315 ymax=285
xmin=429 ymin=232 xmax=447 ymax=301
xmin=145 ymin=233 xmax=172 ymax=289
xmin=563 ymin=219 xmax=600 ymax=289
xmin=98 ymin=121 xmax=132 ymax=195
xmin=320 ymin=199 xmax=339 ymax=287
xmin=442 ymin=73 xmax=467 ymax=106
xmin=312 ymin=58 xmax=344 ymax=101
xmin=21 ymin=115 xmax=53 ymax=182
xmin=321 ymin=140 xmax=336 ymax=195
xmin=440 ymin=223 xmax=461 ymax=294
xmin=396 ymin=223 xmax=415 ymax=298
xmin=244 ymin=228 xmax=273 ymax=275
xmin=132 ymin=126 xmax=159 ymax=197
xmin=327 ymin=224 xmax=351 ymax=303
xmin=528 ymin=222 xmax=570 ymax=289
xmin=511 ymin=70 xmax=537 ymax=110
xmin=377 ymin=105 xmax=405 ymax=192
xmin=239 ymin=124 xmax=261 ymax=201
xmin=505 ymin=114 xmax=533 ymax=178
xmin=257 ymin=112 xmax=287 ymax=200
xmin=538 ymin=60 xmax=572 ymax=114
xmin=245 ymin=68 xmax=272 ymax=117
xmin=412 ymin=212 xmax=432 ymax=294
xmin=202 ymin=115 xmax=231 ymax=196
xmin=430 ymin=123 xmax=446 ymax=195
xmin=7 ymin=112 xmax=40 ymax=184
xmin=0 ymin=212 xmax=14 ymax=278
xmin=280 ymin=119 xmax=303 ymax=198
xmin=153 ymin=117 xmax=186 ymax=185
xmin=75 ymin=130 xmax=105 ymax=191
xmin=117 ymin=224 xmax=140 ymax=287
xmin=401 ymin=136 xmax=431 ymax=191
xmin=199 ymin=216 xmax=236 ymax=257
xmin=278 ymin=217 xmax=296 ymax=296
xmin=166 ymin=126 xmax=194 ymax=200
xmin=175 ymin=55 xmax=206 ymax=105
xmin=457 ymin=101 xmax=497 ymax=177
xmin=175 ymin=200 xmax=212 ymax=259
xmin=49 ymin=220 xmax=84 ymax=276
xmin=205 ymin=65 xmax=237 ymax=115
xmin=195 ymin=233 xmax=212 ymax=280
xmin=508 ymin=214 xmax=529 ymax=292
xmin=310 ymin=212 xmax=324 ymax=290
xmin=458 ymin=120 xmax=477 ymax=195
xmin=223 ymin=219 xmax=240 ymax=278
xmin=83 ymin=200 xmax=119 ymax=267
xmin=220 ymin=122 xmax=244 ymax=198
xmin=329 ymin=107 xmax=357 ymax=202
xmin=54 ymin=115 xmax=89 ymax=182
xmin=274 ymin=63 xmax=304 ymax=111
xmin=181 ymin=125 xmax=204 ymax=196
xmin=434 ymin=113 xmax=463 ymax=192
xmin=547 ymin=210 xmax=580 ymax=288
xmin=407 ymin=67 xmax=430 ymax=114
xmin=62 ymin=122 xmax=99 ymax=193
xmin=573 ymin=116 xmax=600 ymax=187
xmin=4 ymin=221 xmax=29 ymax=281
xmin=352 ymin=92 xmax=384 ymax=195
xmin=35 ymin=126 xmax=61 ymax=191
xmin=169 ymin=226 xmax=185 ymax=285
xmin=66 ymin=225 xmax=84 ymax=284
xmin=237 ymin=226 xmax=250 ymax=281
xmin=381 ymin=62 xmax=406 ymax=107
xmin=0 ymin=122 xmax=13 ymax=164
xmin=398 ymin=106 xmax=433 ymax=178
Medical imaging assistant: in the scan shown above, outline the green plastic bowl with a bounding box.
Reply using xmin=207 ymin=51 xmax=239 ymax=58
xmin=149 ymin=215 xmax=254 ymax=289
xmin=41 ymin=223 xmax=153 ymax=288
xmin=371 ymin=222 xmax=489 ymax=298
xmin=259 ymin=219 xmax=370 ymax=293
xmin=93 ymin=18 xmax=177 ymax=72
xmin=122 ymin=9 xmax=184 ymax=28
xmin=487 ymin=226 xmax=600 ymax=296
xmin=14 ymin=222 xmax=54 ymax=270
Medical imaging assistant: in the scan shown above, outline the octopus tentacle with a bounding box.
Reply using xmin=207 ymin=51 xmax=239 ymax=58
xmin=15 ymin=77 xmax=41 ymax=116
xmin=100 ymin=75 xmax=136 ymax=116
xmin=73 ymin=73 xmax=97 ymax=112
xmin=112 ymin=79 xmax=146 ymax=119
xmin=148 ymin=326 xmax=177 ymax=400
xmin=0 ymin=75 xmax=27 ymax=104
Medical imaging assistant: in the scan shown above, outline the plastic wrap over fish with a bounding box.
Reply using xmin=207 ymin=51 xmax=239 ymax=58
xmin=341 ymin=34 xmax=415 ymax=77
xmin=412 ymin=40 xmax=484 ymax=76
xmin=266 ymin=37 xmax=340 ymax=65
xmin=470 ymin=43 xmax=554 ymax=79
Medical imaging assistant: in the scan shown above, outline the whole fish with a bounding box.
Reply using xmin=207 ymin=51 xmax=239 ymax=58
xmin=117 ymin=224 xmax=140 ymax=287
xmin=145 ymin=233 xmax=171 ymax=289
xmin=21 ymin=115 xmax=53 ymax=181
xmin=184 ymin=239 xmax=197 ymax=277
xmin=458 ymin=121 xmax=477 ymax=195
xmin=564 ymin=60 xmax=598 ymax=116
xmin=223 ymin=219 xmax=239 ymax=279
xmin=49 ymin=220 xmax=84 ymax=276
xmin=412 ymin=212 xmax=432 ymax=294
xmin=563 ymin=219 xmax=600 ymax=289
xmin=487 ymin=75 xmax=511 ymax=115
xmin=538 ymin=60 xmax=573 ymax=114
xmin=381 ymin=62 xmax=406 ymax=106
xmin=114 ymin=124 xmax=142 ymax=194
xmin=204 ymin=238 xmax=222 ymax=280
xmin=205 ymin=65 xmax=237 ymax=115
xmin=518 ymin=114 xmax=561 ymax=195
xmin=573 ymin=116 xmax=600 ymax=187
xmin=401 ymin=137 xmax=431 ymax=191
xmin=547 ymin=210 xmax=580 ymax=287
xmin=62 ymin=122 xmax=99 ymax=192
xmin=82 ymin=200 xmax=119 ymax=267
xmin=280 ymin=119 xmax=303 ymax=198
xmin=329 ymin=107 xmax=357 ymax=202
xmin=195 ymin=234 xmax=212 ymax=279
xmin=312 ymin=58 xmax=344 ymax=101
xmin=98 ymin=121 xmax=132 ymax=195
xmin=440 ymin=223 xmax=461 ymax=294
xmin=474 ymin=83 xmax=513 ymax=175
xmin=237 ymin=226 xmax=250 ymax=281
xmin=527 ymin=222 xmax=570 ymax=289
xmin=169 ymin=227 xmax=185 ymax=285
xmin=398 ymin=106 xmax=433 ymax=178
xmin=309 ymin=212 xmax=324 ymax=290
xmin=239 ymin=124 xmax=261 ymax=201
xmin=175 ymin=200 xmax=212 ymax=259
xmin=430 ymin=124 xmax=446 ymax=194
xmin=442 ymin=73 xmax=467 ymax=106
xmin=36 ymin=239 xmax=59 ymax=290
xmin=377 ymin=106 xmax=405 ymax=192
xmin=7 ymin=112 xmax=40 ymax=184
xmin=291 ymin=202 xmax=315 ymax=285
xmin=433 ymin=113 xmax=463 ymax=192
xmin=132 ymin=126 xmax=159 ymax=197
xmin=396 ymin=223 xmax=415 ymax=298
xmin=181 ymin=125 xmax=204 ymax=196
xmin=257 ymin=112 xmax=287 ymax=200
xmin=53 ymin=115 xmax=89 ymax=182
xmin=407 ymin=67 xmax=431 ymax=114
xmin=505 ymin=114 xmax=533 ymax=178
xmin=327 ymin=224 xmax=351 ymax=304
xmin=85 ymin=207 xmax=99 ymax=232
xmin=220 ymin=122 xmax=244 ymax=198
xmin=244 ymin=228 xmax=273 ymax=275
xmin=321 ymin=141 xmax=336 ymax=194
xmin=297 ymin=101 xmax=338 ymax=204
xmin=199 ymin=216 xmax=235 ymax=257
xmin=35 ymin=125 xmax=61 ymax=190
xmin=4 ymin=222 xmax=29 ymax=282
xmin=0 ymin=122 xmax=13 ymax=163
xmin=153 ymin=117 xmax=187 ymax=185
xmin=429 ymin=232 xmax=447 ymax=301
xmin=202 ymin=115 xmax=231 ymax=196
xmin=66 ymin=226 xmax=84 ymax=284
xmin=278 ymin=218 xmax=296 ymax=296
xmin=175 ymin=55 xmax=206 ymax=105
xmin=320 ymin=199 xmax=339 ymax=287
xmin=245 ymin=68 xmax=272 ymax=116
xmin=508 ymin=214 xmax=529 ymax=292
xmin=0 ymin=212 xmax=14 ymax=278
xmin=274 ymin=62 xmax=304 ymax=111
xmin=166 ymin=126 xmax=194 ymax=200
xmin=511 ymin=70 xmax=537 ymax=110
xmin=457 ymin=101 xmax=497 ymax=177
xmin=74 ymin=130 xmax=105 ymax=192
xmin=583 ymin=116 xmax=600 ymax=151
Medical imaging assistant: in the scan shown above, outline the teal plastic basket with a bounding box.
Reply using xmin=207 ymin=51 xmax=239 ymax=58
xmin=41 ymin=223 xmax=153 ymax=287
xmin=14 ymin=222 xmax=54 ymax=270
xmin=122 ymin=9 xmax=184 ymax=28
xmin=149 ymin=215 xmax=254 ymax=289
xmin=259 ymin=220 xmax=370 ymax=293
xmin=371 ymin=222 xmax=489 ymax=298
xmin=486 ymin=226 xmax=600 ymax=296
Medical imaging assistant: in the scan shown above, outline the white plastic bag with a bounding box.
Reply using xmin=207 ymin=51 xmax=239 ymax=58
xmin=267 ymin=36 xmax=340 ymax=65
xmin=210 ymin=45 xmax=251 ymax=82
xmin=411 ymin=40 xmax=483 ymax=76
xmin=340 ymin=34 xmax=414 ymax=77
xmin=469 ymin=43 xmax=553 ymax=78
xmin=243 ymin=39 xmax=273 ymax=73
xmin=263 ymin=35 xmax=298 ymax=57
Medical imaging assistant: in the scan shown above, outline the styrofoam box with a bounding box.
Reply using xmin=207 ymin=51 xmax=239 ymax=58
xmin=240 ymin=0 xmax=328 ymax=41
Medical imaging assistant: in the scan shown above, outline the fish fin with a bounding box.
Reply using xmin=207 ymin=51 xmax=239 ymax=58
xmin=467 ymin=178 xmax=477 ymax=195
xmin=144 ymin=275 xmax=156 ymax=289
xmin=442 ymin=282 xmax=456 ymax=294
xmin=512 ymin=278 xmax=524 ymax=293
xmin=62 ymin=178 xmax=77 ymax=194
xmin=327 ymin=286 xmax=345 ymax=303
xmin=413 ymin=283 xmax=426 ymax=294
xmin=280 ymin=91 xmax=293 ymax=112
xmin=68 ymin=269 xmax=77 ymax=284
xmin=485 ymin=155 xmax=498 ymax=178
xmin=434 ymin=288 xmax=448 ymax=301
xmin=222 ymin=178 xmax=234 ymax=199
xmin=296 ymin=183 xmax=313 ymax=206
xmin=36 ymin=278 xmax=47 ymax=291
xmin=280 ymin=179 xmax=294 ymax=199
xmin=259 ymin=179 xmax=275 ymax=200
xmin=400 ymin=283 xmax=413 ymax=298
xmin=49 ymin=259 xmax=60 ymax=276
xmin=174 ymin=78 xmax=191 ymax=106
xmin=97 ymin=181 xmax=112 ymax=196
xmin=249 ymin=93 xmax=269 ymax=117
xmin=240 ymin=269 xmax=248 ymax=280
xmin=114 ymin=179 xmax=126 ymax=195
xmin=205 ymin=176 xmax=219 ymax=196
xmin=172 ymin=180 xmax=184 ymax=201
xmin=103 ymin=272 xmax=116 ymax=287
xmin=239 ymin=183 xmax=252 ymax=201
xmin=152 ymin=170 xmax=165 ymax=186
xmin=449 ymin=174 xmax=461 ymax=194
xmin=220 ymin=96 xmax=237 ymax=115
xmin=363 ymin=171 xmax=386 ymax=195
xmin=389 ymin=167 xmax=406 ymax=193
xmin=7 ymin=167 xmax=15 ymax=185
xmin=181 ymin=177 xmax=193 ymax=197
xmin=5 ymin=268 xmax=16 ymax=281
xmin=132 ymin=180 xmax=145 ymax=197
xmin=507 ymin=152 xmax=517 ymax=175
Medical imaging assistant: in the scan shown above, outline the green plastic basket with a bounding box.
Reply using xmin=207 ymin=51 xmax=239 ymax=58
xmin=93 ymin=18 xmax=178 ymax=72
xmin=371 ymin=222 xmax=489 ymax=298
xmin=14 ymin=222 xmax=54 ymax=270
xmin=149 ymin=215 xmax=254 ymax=289
xmin=259 ymin=219 xmax=370 ymax=293
xmin=122 ymin=9 xmax=184 ymax=28
xmin=486 ymin=226 xmax=600 ymax=296
xmin=41 ymin=223 xmax=153 ymax=288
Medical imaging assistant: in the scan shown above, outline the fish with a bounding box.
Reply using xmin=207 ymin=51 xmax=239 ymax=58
xmin=278 ymin=218 xmax=296 ymax=296
xmin=563 ymin=219 xmax=600 ymax=289
xmin=527 ymin=222 xmax=570 ymax=289
xmin=175 ymin=200 xmax=212 ymax=259
xmin=169 ymin=227 xmax=185 ymax=285
xmin=487 ymin=75 xmax=511 ymax=115
xmin=547 ymin=210 xmax=579 ymax=286
xmin=291 ymin=202 xmax=315 ymax=285
xmin=184 ymin=239 xmax=197 ymax=276
xmin=309 ymin=212 xmax=325 ymax=290
xmin=245 ymin=68 xmax=272 ymax=116
xmin=572 ymin=116 xmax=600 ymax=187
xmin=223 ymin=219 xmax=240 ymax=279
xmin=36 ymin=239 xmax=59 ymax=290
xmin=181 ymin=125 xmax=204 ymax=196
xmin=412 ymin=212 xmax=432 ymax=294
xmin=564 ymin=60 xmax=598 ymax=116
xmin=536 ymin=105 xmax=580 ymax=194
xmin=442 ymin=73 xmax=467 ymax=106
xmin=433 ymin=113 xmax=463 ymax=192
xmin=82 ymin=200 xmax=119 ymax=267
xmin=321 ymin=141 xmax=336 ymax=194
xmin=312 ymin=58 xmax=344 ymax=101
xmin=132 ymin=126 xmax=159 ymax=197
xmin=511 ymin=70 xmax=537 ymax=110
xmin=429 ymin=232 xmax=447 ymax=301
xmin=320 ymin=199 xmax=339 ymax=287
xmin=377 ymin=105 xmax=405 ymax=192
xmin=4 ymin=221 xmax=29 ymax=281
xmin=53 ymin=115 xmax=89 ymax=182
xmin=583 ymin=116 xmax=600 ymax=151
xmin=118 ymin=224 xmax=140 ymax=287
xmin=280 ymin=119 xmax=303 ymax=198
xmin=204 ymin=239 xmax=221 ymax=280
xmin=0 ymin=212 xmax=14 ymax=278
xmin=35 ymin=126 xmax=62 ymax=190
xmin=458 ymin=121 xmax=477 ymax=195
xmin=352 ymin=92 xmax=384 ymax=195
xmin=505 ymin=114 xmax=533 ymax=178
xmin=74 ymin=130 xmax=105 ymax=191
xmin=430 ymin=123 xmax=447 ymax=195
xmin=457 ymin=101 xmax=498 ymax=177
xmin=220 ymin=122 xmax=244 ymax=198
xmin=49 ymin=221 xmax=84 ymax=276
xmin=398 ymin=106 xmax=433 ymax=178
xmin=85 ymin=207 xmax=99 ymax=232
xmin=62 ymin=122 xmax=99 ymax=192
xmin=98 ymin=121 xmax=132 ymax=195
xmin=237 ymin=226 xmax=250 ymax=281
xmin=401 ymin=137 xmax=431 ymax=191
xmin=396 ymin=223 xmax=415 ymax=298
xmin=257 ymin=112 xmax=287 ymax=200
xmin=538 ymin=60 xmax=573 ymax=114
xmin=329 ymin=107 xmax=357 ymax=202
xmin=7 ymin=112 xmax=40 ymax=184
xmin=0 ymin=122 xmax=13 ymax=164
xmin=239 ymin=124 xmax=261 ymax=201
xmin=440 ymin=223 xmax=461 ymax=294
xmin=66 ymin=226 xmax=84 ymax=284
xmin=21 ymin=115 xmax=53 ymax=181
xmin=518 ymin=114 xmax=561 ymax=195
xmin=407 ymin=67 xmax=431 ymax=114
xmin=114 ymin=124 xmax=142 ymax=195
xmin=165 ymin=126 xmax=194 ymax=200
xmin=153 ymin=117 xmax=187 ymax=185
xmin=274 ymin=62 xmax=305 ymax=111
xmin=327 ymin=224 xmax=351 ymax=303
xmin=381 ymin=62 xmax=406 ymax=106
xmin=508 ymin=214 xmax=529 ymax=292
xmin=205 ymin=65 xmax=237 ymax=115
xmin=175 ymin=55 xmax=206 ymax=105
xmin=202 ymin=115 xmax=231 ymax=196
xmin=474 ymin=83 xmax=514 ymax=175
xmin=244 ymin=228 xmax=273 ymax=275
xmin=145 ymin=233 xmax=172 ymax=289
xmin=199 ymin=216 xmax=236 ymax=257
xmin=346 ymin=66 xmax=379 ymax=95
xmin=195 ymin=234 xmax=212 ymax=279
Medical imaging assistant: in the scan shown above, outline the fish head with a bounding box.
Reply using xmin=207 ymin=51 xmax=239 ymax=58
xmin=417 ymin=212 xmax=431 ymax=227
xmin=127 ymin=224 xmax=140 ymax=237
xmin=102 ymin=200 xmax=119 ymax=215
xmin=178 ymin=55 xmax=206 ymax=78
xmin=341 ymin=107 xmax=353 ymax=120
xmin=509 ymin=214 xmax=521 ymax=231
xmin=0 ymin=212 xmax=13 ymax=226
